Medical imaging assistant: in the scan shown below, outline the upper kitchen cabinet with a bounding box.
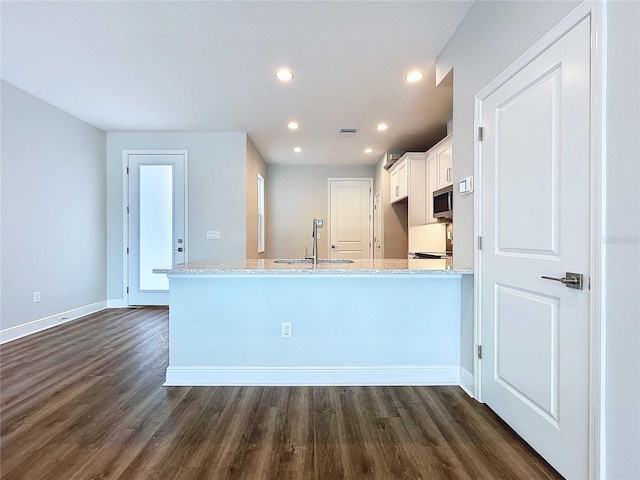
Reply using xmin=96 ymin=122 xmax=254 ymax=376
xmin=426 ymin=134 xmax=453 ymax=222
xmin=388 ymin=152 xmax=429 ymax=226
xmin=389 ymin=156 xmax=409 ymax=203
xmin=407 ymin=153 xmax=428 ymax=226
xmin=426 ymin=150 xmax=437 ymax=223
xmin=430 ymin=134 xmax=453 ymax=191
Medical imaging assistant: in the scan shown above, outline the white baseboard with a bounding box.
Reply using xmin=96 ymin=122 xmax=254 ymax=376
xmin=459 ymin=367 xmax=474 ymax=398
xmin=164 ymin=365 xmax=460 ymax=386
xmin=0 ymin=301 xmax=107 ymax=344
xmin=107 ymin=299 xmax=128 ymax=308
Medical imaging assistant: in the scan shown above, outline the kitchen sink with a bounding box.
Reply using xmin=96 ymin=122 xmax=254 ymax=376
xmin=273 ymin=259 xmax=355 ymax=264
xmin=273 ymin=259 xmax=312 ymax=264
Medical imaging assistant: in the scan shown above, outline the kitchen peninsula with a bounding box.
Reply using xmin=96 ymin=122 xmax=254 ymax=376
xmin=154 ymin=259 xmax=473 ymax=386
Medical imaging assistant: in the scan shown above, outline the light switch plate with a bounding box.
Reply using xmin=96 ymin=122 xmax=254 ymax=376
xmin=459 ymin=176 xmax=474 ymax=195
xmin=206 ymin=231 xmax=221 ymax=240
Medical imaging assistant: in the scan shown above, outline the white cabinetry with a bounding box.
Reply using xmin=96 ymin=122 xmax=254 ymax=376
xmin=426 ymin=151 xmax=438 ymax=223
xmin=389 ymin=151 xmax=430 ymax=224
xmin=407 ymin=153 xmax=427 ymax=226
xmin=436 ymin=138 xmax=453 ymax=189
xmin=389 ymin=157 xmax=408 ymax=203
xmin=425 ymin=134 xmax=453 ymax=223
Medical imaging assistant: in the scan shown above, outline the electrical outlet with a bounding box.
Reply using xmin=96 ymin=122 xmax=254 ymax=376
xmin=281 ymin=322 xmax=291 ymax=338
xmin=206 ymin=231 xmax=221 ymax=240
xmin=33 ymin=292 xmax=42 ymax=303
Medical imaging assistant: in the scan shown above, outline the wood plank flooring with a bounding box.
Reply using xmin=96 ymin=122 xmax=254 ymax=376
xmin=1 ymin=308 xmax=562 ymax=480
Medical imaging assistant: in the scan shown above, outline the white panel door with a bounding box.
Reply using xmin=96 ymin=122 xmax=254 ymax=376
xmin=329 ymin=179 xmax=372 ymax=260
xmin=374 ymin=191 xmax=383 ymax=259
xmin=480 ymin=19 xmax=590 ymax=479
xmin=128 ymin=153 xmax=186 ymax=306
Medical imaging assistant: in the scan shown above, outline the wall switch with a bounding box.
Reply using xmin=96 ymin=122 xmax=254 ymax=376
xmin=33 ymin=292 xmax=42 ymax=303
xmin=206 ymin=231 xmax=221 ymax=240
xmin=459 ymin=176 xmax=474 ymax=195
xmin=282 ymin=322 xmax=291 ymax=338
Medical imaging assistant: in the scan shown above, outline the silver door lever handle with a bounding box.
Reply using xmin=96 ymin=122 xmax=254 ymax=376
xmin=541 ymin=272 xmax=583 ymax=290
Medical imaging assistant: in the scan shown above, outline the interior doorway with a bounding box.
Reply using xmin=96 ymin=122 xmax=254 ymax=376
xmin=126 ymin=151 xmax=187 ymax=306
xmin=327 ymin=178 xmax=373 ymax=260
xmin=373 ymin=191 xmax=383 ymax=259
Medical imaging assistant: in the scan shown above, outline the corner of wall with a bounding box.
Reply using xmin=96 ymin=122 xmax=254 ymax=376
xmin=245 ymin=136 xmax=268 ymax=259
xmin=2 ymin=82 xmax=107 ymax=332
xmin=373 ymin=155 xmax=408 ymax=259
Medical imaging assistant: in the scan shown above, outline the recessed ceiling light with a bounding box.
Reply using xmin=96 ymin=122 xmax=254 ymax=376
xmin=376 ymin=123 xmax=389 ymax=131
xmin=405 ymin=70 xmax=424 ymax=83
xmin=288 ymin=121 xmax=299 ymax=130
xmin=293 ymin=146 xmax=302 ymax=153
xmin=276 ymin=69 xmax=293 ymax=82
xmin=364 ymin=148 xmax=373 ymax=154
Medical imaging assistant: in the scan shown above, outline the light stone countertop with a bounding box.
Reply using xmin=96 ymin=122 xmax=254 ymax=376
xmin=153 ymin=258 xmax=473 ymax=275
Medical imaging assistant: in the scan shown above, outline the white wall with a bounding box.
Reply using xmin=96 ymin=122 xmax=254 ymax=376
xmin=106 ymin=132 xmax=248 ymax=301
xmin=373 ymin=158 xmax=408 ymax=258
xmin=167 ymin=274 xmax=464 ymax=386
xmin=245 ymin=136 xmax=267 ymax=259
xmin=437 ymin=1 xmax=640 ymax=477
xmin=604 ymin=2 xmax=640 ymax=478
xmin=1 ymin=81 xmax=106 ymax=331
xmin=436 ymin=0 xmax=581 ymax=268
xmin=266 ymin=165 xmax=375 ymax=259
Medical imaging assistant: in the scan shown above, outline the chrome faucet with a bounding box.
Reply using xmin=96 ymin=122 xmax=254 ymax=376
xmin=305 ymin=218 xmax=324 ymax=264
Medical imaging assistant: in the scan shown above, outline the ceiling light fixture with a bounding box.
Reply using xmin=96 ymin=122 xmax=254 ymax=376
xmin=364 ymin=148 xmax=373 ymax=154
xmin=376 ymin=123 xmax=389 ymax=131
xmin=276 ymin=69 xmax=293 ymax=82
xmin=293 ymin=147 xmax=302 ymax=153
xmin=288 ymin=121 xmax=299 ymax=130
xmin=405 ymin=70 xmax=424 ymax=83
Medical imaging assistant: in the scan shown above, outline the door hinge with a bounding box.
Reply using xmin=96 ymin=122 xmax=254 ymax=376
xmin=478 ymin=127 xmax=484 ymax=141
xmin=126 ymin=167 xmax=129 ymax=174
xmin=126 ymin=247 xmax=129 ymax=254
xmin=126 ymin=287 xmax=129 ymax=294
xmin=477 ymin=236 xmax=482 ymax=250
xmin=127 ymin=206 xmax=129 ymax=214
xmin=477 ymin=345 xmax=483 ymax=359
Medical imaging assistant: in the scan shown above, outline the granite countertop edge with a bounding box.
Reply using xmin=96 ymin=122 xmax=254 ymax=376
xmin=153 ymin=259 xmax=473 ymax=276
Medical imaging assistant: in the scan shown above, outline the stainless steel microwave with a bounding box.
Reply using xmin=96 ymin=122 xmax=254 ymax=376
xmin=433 ymin=185 xmax=453 ymax=219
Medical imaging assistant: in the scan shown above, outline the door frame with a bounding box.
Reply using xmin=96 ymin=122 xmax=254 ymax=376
xmin=327 ymin=178 xmax=374 ymax=259
xmin=473 ymin=2 xmax=605 ymax=477
xmin=122 ymin=150 xmax=189 ymax=306
xmin=374 ymin=191 xmax=384 ymax=259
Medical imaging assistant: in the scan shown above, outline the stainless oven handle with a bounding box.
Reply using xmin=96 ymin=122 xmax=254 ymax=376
xmin=448 ymin=192 xmax=452 ymax=212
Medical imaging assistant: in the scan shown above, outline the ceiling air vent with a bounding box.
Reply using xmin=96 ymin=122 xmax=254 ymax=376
xmin=339 ymin=128 xmax=359 ymax=136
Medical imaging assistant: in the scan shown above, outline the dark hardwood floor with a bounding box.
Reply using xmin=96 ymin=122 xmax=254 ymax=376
xmin=1 ymin=308 xmax=561 ymax=480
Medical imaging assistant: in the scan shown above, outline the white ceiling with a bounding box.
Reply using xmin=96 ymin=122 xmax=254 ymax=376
xmin=1 ymin=1 xmax=472 ymax=165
